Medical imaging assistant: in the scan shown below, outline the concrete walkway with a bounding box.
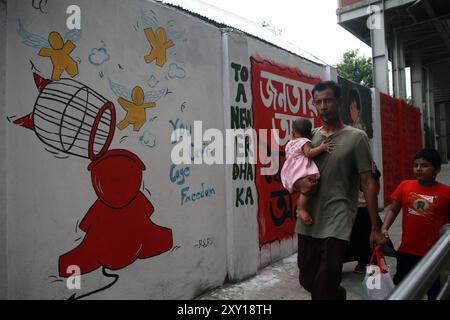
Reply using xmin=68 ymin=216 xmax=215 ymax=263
xmin=197 ymin=164 xmax=450 ymax=300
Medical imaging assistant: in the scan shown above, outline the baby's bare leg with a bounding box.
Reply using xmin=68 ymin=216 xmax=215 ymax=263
xmin=296 ymin=193 xmax=313 ymax=225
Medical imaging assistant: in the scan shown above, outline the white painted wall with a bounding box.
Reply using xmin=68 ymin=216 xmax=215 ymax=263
xmin=2 ymin=0 xmax=331 ymax=299
xmin=5 ymin=0 xmax=226 ymax=299
xmin=222 ymin=29 xmax=259 ymax=281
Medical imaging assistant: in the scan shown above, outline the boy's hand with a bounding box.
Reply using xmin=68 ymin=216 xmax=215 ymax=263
xmin=320 ymin=141 xmax=335 ymax=153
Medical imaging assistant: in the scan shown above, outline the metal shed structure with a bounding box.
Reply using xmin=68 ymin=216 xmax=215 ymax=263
xmin=337 ymin=0 xmax=450 ymax=160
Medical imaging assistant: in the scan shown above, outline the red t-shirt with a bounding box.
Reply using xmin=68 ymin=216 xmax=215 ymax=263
xmin=391 ymin=180 xmax=450 ymax=257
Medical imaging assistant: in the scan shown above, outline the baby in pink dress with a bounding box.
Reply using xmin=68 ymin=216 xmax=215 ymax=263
xmin=281 ymin=118 xmax=334 ymax=224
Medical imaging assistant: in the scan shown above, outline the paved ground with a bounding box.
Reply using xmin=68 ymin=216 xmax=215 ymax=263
xmin=197 ymin=164 xmax=450 ymax=300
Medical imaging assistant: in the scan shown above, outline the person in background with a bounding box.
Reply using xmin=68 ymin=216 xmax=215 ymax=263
xmin=343 ymin=88 xmax=395 ymax=272
xmin=382 ymin=148 xmax=450 ymax=300
xmin=345 ymin=162 xmax=396 ymax=273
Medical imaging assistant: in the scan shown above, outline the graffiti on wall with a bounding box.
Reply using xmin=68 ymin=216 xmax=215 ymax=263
xmin=140 ymin=9 xmax=185 ymax=42
xmin=59 ymin=149 xmax=173 ymax=298
xmin=38 ymin=31 xmax=78 ymax=80
xmin=140 ymin=8 xmax=184 ymax=68
xmin=139 ymin=131 xmax=157 ymax=148
xmin=108 ymin=79 xmax=168 ymax=132
xmin=12 ymin=72 xmax=174 ymax=298
xmin=32 ymin=0 xmax=49 ymax=14
xmin=168 ymin=63 xmax=186 ymax=79
xmin=171 ymin=174 xmax=216 ymax=206
xmin=169 ymin=119 xmax=217 ymax=206
xmin=88 ymin=47 xmax=110 ymax=66
xmin=13 ymin=6 xmax=182 ymax=296
xmin=250 ymin=57 xmax=321 ymax=245
xmin=18 ymin=20 xmax=81 ymax=80
xmin=117 ymin=86 xmax=156 ymax=131
xmin=147 ymin=75 xmax=159 ymax=88
xmin=14 ymin=73 xmax=116 ymax=160
xmin=144 ymin=26 xmax=174 ymax=67
xmin=230 ymin=62 xmax=255 ymax=208
xmin=10 ymin=2 xmax=201 ymax=299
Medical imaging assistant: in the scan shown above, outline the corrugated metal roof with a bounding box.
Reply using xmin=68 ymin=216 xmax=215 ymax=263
xmin=156 ymin=0 xmax=329 ymax=66
xmin=433 ymin=62 xmax=450 ymax=103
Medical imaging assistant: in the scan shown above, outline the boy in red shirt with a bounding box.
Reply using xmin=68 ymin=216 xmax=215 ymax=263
xmin=382 ymin=148 xmax=450 ymax=300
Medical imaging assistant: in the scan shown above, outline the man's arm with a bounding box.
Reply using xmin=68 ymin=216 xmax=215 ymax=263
xmin=360 ymin=171 xmax=387 ymax=248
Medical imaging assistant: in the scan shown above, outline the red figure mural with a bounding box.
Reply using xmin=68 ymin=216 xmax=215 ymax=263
xmin=59 ymin=149 xmax=173 ymax=277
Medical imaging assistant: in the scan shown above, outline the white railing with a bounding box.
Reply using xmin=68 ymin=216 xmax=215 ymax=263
xmin=387 ymin=224 xmax=450 ymax=300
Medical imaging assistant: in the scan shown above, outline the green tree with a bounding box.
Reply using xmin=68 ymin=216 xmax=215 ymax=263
xmin=335 ymin=49 xmax=373 ymax=87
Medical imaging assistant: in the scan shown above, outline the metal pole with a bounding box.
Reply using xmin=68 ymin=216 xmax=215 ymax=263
xmin=436 ymin=276 xmax=450 ymax=300
xmin=387 ymin=224 xmax=450 ymax=300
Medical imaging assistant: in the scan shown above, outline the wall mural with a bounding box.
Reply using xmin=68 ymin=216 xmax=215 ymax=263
xmin=140 ymin=8 xmax=184 ymax=68
xmin=108 ymin=80 xmax=167 ymax=132
xmin=250 ymin=56 xmax=321 ymax=246
xmin=140 ymin=8 xmax=185 ymax=42
xmin=88 ymin=47 xmax=110 ymax=66
xmin=168 ymin=118 xmax=217 ymax=206
xmin=38 ymin=31 xmax=78 ymax=80
xmin=229 ymin=62 xmax=255 ymax=208
xmin=168 ymin=63 xmax=186 ymax=79
xmin=18 ymin=20 xmax=81 ymax=80
xmin=10 ymin=4 xmax=192 ymax=298
xmin=144 ymin=26 xmax=174 ymax=67
xmin=59 ymin=149 xmax=173 ymax=299
xmin=32 ymin=0 xmax=49 ymax=14
xmin=7 ymin=1 xmax=329 ymax=298
xmin=13 ymin=72 xmax=173 ymax=298
xmin=14 ymin=73 xmax=115 ymax=160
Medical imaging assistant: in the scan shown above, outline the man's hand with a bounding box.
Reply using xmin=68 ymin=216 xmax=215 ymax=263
xmin=381 ymin=227 xmax=390 ymax=239
xmin=370 ymin=230 xmax=387 ymax=249
xmin=296 ymin=175 xmax=318 ymax=196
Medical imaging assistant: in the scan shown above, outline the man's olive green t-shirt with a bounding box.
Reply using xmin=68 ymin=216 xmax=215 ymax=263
xmin=295 ymin=125 xmax=372 ymax=242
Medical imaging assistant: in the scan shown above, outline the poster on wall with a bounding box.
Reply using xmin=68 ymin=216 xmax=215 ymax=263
xmin=380 ymin=93 xmax=402 ymax=206
xmin=338 ymin=76 xmax=373 ymax=139
xmin=250 ymin=56 xmax=321 ymax=246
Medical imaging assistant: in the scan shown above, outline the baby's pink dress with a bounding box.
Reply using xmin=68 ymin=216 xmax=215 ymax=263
xmin=281 ymin=137 xmax=320 ymax=194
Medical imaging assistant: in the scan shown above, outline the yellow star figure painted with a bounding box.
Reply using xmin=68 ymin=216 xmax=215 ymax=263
xmin=144 ymin=27 xmax=174 ymax=67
